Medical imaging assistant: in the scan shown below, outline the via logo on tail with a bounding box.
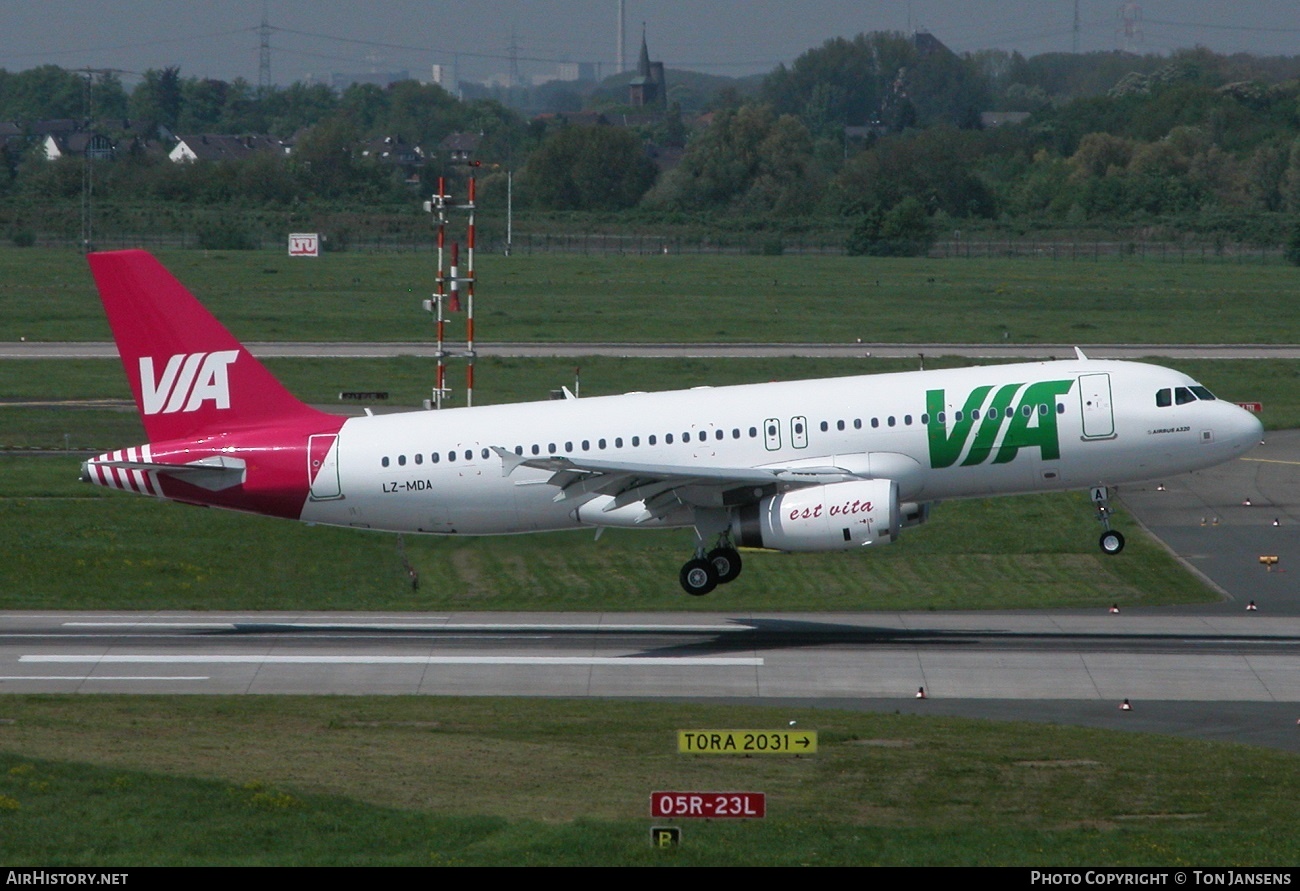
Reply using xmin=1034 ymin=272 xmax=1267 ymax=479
xmin=139 ymin=351 xmax=239 ymax=415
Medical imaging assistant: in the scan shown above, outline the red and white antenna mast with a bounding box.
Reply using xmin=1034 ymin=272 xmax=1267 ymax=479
xmin=424 ymin=175 xmax=477 ymax=409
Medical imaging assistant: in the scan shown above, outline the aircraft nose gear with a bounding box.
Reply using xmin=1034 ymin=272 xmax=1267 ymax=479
xmin=1091 ymin=486 xmax=1126 ymax=555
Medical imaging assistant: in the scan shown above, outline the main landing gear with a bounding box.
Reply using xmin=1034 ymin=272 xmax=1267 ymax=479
xmin=1092 ymin=486 xmax=1126 ymax=555
xmin=679 ymin=513 xmax=745 ymax=596
xmin=679 ymin=545 xmax=743 ymax=596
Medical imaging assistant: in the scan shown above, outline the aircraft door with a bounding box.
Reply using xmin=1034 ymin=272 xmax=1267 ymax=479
xmin=763 ymin=418 xmax=782 ymax=451
xmin=1078 ymin=373 xmax=1115 ymax=440
xmin=790 ymin=416 xmax=809 ymax=449
xmin=308 ymin=433 xmax=343 ymax=500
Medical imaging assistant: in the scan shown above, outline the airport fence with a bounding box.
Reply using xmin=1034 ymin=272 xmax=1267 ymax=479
xmin=15 ymin=230 xmax=1290 ymax=264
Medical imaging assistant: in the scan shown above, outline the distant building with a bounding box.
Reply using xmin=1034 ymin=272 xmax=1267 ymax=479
xmin=911 ymin=31 xmax=950 ymax=57
xmin=979 ymin=112 xmax=1031 ymax=128
xmin=362 ymin=135 xmax=423 ymax=165
xmin=556 ymin=62 xmax=597 ymax=83
xmin=169 ymin=134 xmax=287 ymax=163
xmin=331 ymin=70 xmax=410 ymax=91
xmin=628 ymin=29 xmax=666 ymax=107
xmin=36 ymin=121 xmax=115 ymax=161
xmin=439 ymin=132 xmax=481 ymax=164
xmin=362 ymin=135 xmax=424 ymax=185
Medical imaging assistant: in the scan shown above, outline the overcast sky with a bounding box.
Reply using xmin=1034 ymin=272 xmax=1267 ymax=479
xmin=3 ymin=1 xmax=1299 ymax=87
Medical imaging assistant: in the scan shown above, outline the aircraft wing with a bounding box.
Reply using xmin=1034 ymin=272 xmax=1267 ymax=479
xmin=492 ymin=447 xmax=861 ymax=520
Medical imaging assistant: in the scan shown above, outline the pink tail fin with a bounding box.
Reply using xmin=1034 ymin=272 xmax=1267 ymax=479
xmin=88 ymin=250 xmax=331 ymax=442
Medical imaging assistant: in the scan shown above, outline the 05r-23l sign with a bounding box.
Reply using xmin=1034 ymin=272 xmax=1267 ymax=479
xmin=651 ymin=792 xmax=766 ymax=818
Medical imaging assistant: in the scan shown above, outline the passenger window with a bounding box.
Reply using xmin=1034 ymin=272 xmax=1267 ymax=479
xmin=615 ymin=437 xmax=623 ymax=448
xmin=887 ymin=416 xmax=896 ymax=427
xmin=465 ymin=450 xmax=472 ymax=461
xmin=648 ymin=435 xmax=657 ymax=445
xmin=531 ymin=444 xmax=540 ymax=455
xmin=381 ymin=457 xmax=390 ymax=468
xmin=448 ymin=452 xmax=456 ymax=462
xmin=715 ymin=430 xmax=723 ymax=440
xmin=632 ymin=436 xmax=640 ymax=446
xmin=871 ymin=418 xmax=880 ymax=428
xmin=837 ymin=420 xmax=845 ymax=431
xmin=666 ymin=434 xmax=674 ymax=444
xmin=971 ymin=410 xmax=980 ymax=420
xmin=432 ymin=453 xmax=440 ymax=463
xmin=398 ymin=455 xmax=406 ymax=466
xmin=481 ymin=449 xmax=490 ymax=460
xmin=819 ymin=421 xmax=828 ymax=432
xmin=904 ymin=415 xmax=913 ymax=425
xmin=414 ymin=453 xmax=423 ymax=465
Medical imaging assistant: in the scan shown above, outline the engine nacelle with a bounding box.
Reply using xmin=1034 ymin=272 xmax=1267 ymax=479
xmin=730 ymin=478 xmax=900 ymax=552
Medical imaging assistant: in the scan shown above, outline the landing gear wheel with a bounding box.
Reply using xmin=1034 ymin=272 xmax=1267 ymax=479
xmin=706 ymin=547 xmax=743 ymax=585
xmin=1099 ymin=530 xmax=1126 ymax=555
xmin=680 ymin=558 xmax=719 ymax=596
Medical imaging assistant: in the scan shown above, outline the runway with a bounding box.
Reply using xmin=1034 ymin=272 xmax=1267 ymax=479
xmin=2 ymin=608 xmax=1298 ymax=749
xmin=2 ymin=608 xmax=1296 ymax=695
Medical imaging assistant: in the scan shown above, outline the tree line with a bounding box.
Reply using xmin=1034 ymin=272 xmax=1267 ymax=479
xmin=4 ymin=37 xmax=1300 ymax=252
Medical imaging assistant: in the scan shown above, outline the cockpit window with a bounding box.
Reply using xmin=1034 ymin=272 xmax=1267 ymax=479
xmin=1174 ymin=387 xmax=1195 ymax=405
xmin=1190 ymin=386 xmax=1216 ymax=401
xmin=1156 ymin=388 xmax=1172 ymax=407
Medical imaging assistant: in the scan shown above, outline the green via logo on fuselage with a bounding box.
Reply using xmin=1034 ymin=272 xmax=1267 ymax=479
xmin=926 ymin=379 xmax=1075 ymax=469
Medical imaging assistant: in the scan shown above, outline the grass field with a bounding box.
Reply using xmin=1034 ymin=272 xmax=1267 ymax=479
xmin=0 ymin=697 xmax=1298 ymax=866
xmin=2 ymin=246 xmax=1299 ymax=344
xmin=0 ymin=453 xmax=1210 ymax=611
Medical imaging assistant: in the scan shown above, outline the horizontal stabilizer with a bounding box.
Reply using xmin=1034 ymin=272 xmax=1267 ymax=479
xmin=82 ymin=455 xmax=247 ymax=492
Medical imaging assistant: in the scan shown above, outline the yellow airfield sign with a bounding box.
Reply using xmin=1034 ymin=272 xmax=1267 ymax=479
xmin=677 ymin=729 xmax=817 ymax=754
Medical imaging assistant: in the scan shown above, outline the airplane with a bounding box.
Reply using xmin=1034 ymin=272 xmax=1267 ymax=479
xmin=81 ymin=249 xmax=1263 ymax=596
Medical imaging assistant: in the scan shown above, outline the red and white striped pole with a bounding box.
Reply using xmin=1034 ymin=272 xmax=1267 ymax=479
xmin=465 ymin=177 xmax=476 ymax=408
xmin=449 ymin=241 xmax=461 ymax=313
xmin=434 ymin=176 xmax=447 ymax=409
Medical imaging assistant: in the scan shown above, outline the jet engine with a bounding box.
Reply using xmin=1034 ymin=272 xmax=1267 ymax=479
xmin=730 ymin=478 xmax=901 ymax=552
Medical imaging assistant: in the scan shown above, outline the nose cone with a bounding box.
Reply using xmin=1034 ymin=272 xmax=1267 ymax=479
xmin=1224 ymin=404 xmax=1264 ymax=458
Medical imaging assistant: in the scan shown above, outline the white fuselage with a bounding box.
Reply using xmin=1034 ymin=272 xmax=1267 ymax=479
xmin=299 ymin=359 xmax=1263 ymax=537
